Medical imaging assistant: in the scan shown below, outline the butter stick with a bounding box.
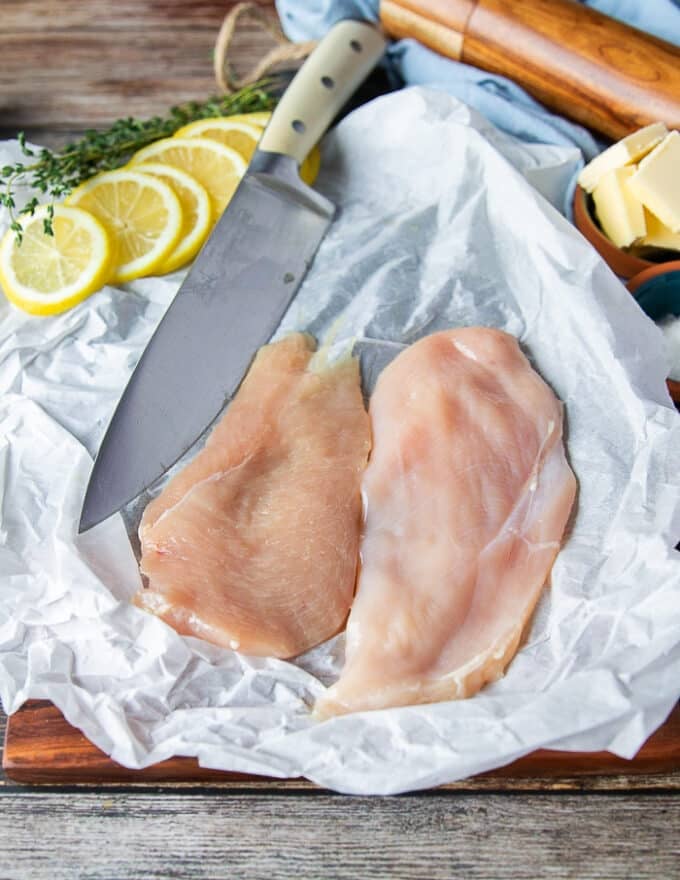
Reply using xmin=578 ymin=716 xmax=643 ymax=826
xmin=592 ymin=167 xmax=646 ymax=248
xmin=578 ymin=123 xmax=668 ymax=194
xmin=628 ymin=131 xmax=680 ymax=233
xmin=641 ymin=208 xmax=680 ymax=251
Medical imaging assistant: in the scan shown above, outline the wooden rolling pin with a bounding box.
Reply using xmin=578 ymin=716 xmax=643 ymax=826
xmin=379 ymin=0 xmax=680 ymax=140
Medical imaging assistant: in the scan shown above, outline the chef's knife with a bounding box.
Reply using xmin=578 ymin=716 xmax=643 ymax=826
xmin=79 ymin=20 xmax=386 ymax=532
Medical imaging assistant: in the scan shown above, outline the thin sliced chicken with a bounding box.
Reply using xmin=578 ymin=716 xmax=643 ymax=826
xmin=316 ymin=328 xmax=576 ymax=718
xmin=136 ymin=333 xmax=370 ymax=659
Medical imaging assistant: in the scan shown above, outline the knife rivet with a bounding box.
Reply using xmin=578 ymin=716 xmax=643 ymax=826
xmin=283 ymin=272 xmax=295 ymax=284
xmin=321 ymin=76 xmax=334 ymax=89
xmin=292 ymin=119 xmax=306 ymax=134
xmin=350 ymin=39 xmax=362 ymax=52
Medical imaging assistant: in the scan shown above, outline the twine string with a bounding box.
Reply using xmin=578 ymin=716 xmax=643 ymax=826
xmin=214 ymin=2 xmax=317 ymax=93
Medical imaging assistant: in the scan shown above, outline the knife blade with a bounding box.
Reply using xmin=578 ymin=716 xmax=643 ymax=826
xmin=352 ymin=338 xmax=406 ymax=399
xmin=79 ymin=20 xmax=386 ymax=532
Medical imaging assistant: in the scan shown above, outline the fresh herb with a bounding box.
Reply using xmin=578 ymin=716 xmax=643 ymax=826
xmin=1 ymin=82 xmax=277 ymax=242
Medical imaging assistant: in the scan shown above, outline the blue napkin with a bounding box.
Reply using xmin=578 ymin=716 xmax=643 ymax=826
xmin=276 ymin=0 xmax=680 ymax=171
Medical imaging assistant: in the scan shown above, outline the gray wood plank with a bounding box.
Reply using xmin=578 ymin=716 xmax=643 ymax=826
xmin=0 ymin=1 xmax=278 ymax=130
xmin=0 ymin=31 xmax=269 ymax=130
xmin=2 ymin=0 xmax=256 ymax=31
xmin=0 ymin=790 xmax=678 ymax=880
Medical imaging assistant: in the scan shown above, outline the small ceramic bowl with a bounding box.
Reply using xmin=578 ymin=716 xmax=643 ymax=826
xmin=626 ymin=262 xmax=680 ymax=404
xmin=572 ymin=186 xmax=680 ymax=404
xmin=572 ymin=185 xmax=677 ymax=280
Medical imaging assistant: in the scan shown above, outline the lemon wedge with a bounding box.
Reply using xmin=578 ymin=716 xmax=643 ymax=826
xmin=129 ymin=137 xmax=246 ymax=222
xmin=134 ymin=163 xmax=211 ymax=273
xmin=0 ymin=205 xmax=111 ymax=316
xmin=67 ymin=169 xmax=183 ymax=284
xmin=173 ymin=118 xmax=263 ymax=163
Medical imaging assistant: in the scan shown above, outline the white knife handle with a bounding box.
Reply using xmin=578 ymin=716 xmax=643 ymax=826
xmin=259 ymin=20 xmax=387 ymax=165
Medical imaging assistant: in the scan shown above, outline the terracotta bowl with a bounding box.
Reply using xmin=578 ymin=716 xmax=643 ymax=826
xmin=626 ymin=262 xmax=680 ymax=405
xmin=572 ymin=185 xmax=656 ymax=280
xmin=572 ymin=186 xmax=680 ymax=404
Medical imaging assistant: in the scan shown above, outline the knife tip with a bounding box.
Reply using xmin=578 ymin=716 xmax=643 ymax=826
xmin=77 ymin=508 xmax=99 ymax=534
xmin=78 ymin=483 xmax=108 ymax=534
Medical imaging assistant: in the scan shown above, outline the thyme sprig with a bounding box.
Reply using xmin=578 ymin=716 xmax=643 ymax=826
xmin=1 ymin=82 xmax=277 ymax=242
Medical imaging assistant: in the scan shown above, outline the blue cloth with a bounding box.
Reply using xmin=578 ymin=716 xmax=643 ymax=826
xmin=276 ymin=0 xmax=680 ymax=164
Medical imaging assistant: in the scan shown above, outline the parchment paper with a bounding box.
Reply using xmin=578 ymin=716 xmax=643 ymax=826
xmin=1 ymin=89 xmax=679 ymax=794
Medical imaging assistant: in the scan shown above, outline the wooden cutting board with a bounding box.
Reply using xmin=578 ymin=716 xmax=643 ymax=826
xmin=3 ymin=700 xmax=679 ymax=789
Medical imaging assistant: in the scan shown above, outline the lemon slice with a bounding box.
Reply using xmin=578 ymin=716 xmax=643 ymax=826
xmin=174 ymin=116 xmax=321 ymax=187
xmin=300 ymin=145 xmax=321 ymax=187
xmin=67 ymin=169 xmax=183 ymax=284
xmin=0 ymin=205 xmax=111 ymax=316
xmin=173 ymin=118 xmax=263 ymax=163
xmin=129 ymin=137 xmax=246 ymax=222
xmin=134 ymin=163 xmax=211 ymax=273
xmin=229 ymin=111 xmax=272 ymax=128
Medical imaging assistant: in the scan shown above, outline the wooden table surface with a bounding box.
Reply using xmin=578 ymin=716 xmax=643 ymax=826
xmin=1 ymin=2 xmax=679 ymax=878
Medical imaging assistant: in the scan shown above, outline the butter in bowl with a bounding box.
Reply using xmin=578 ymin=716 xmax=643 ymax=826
xmin=575 ymin=124 xmax=680 ymax=266
xmin=573 ymin=123 xmax=680 ymax=403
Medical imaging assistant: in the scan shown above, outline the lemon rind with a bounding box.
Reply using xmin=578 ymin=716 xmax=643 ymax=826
xmin=173 ymin=118 xmax=263 ymax=143
xmin=133 ymin=163 xmax=212 ymax=274
xmin=0 ymin=205 xmax=112 ymax=316
xmin=130 ymin=136 xmax=247 ymax=177
xmin=129 ymin=137 xmax=247 ymax=222
xmin=67 ymin=169 xmax=184 ymax=284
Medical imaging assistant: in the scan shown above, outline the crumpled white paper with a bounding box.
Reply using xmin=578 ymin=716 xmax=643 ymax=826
xmin=1 ymin=88 xmax=679 ymax=795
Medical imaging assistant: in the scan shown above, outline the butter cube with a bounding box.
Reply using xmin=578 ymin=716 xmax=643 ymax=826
xmin=641 ymin=208 xmax=680 ymax=251
xmin=628 ymin=131 xmax=680 ymax=233
xmin=592 ymin=167 xmax=646 ymax=248
xmin=578 ymin=122 xmax=668 ymax=193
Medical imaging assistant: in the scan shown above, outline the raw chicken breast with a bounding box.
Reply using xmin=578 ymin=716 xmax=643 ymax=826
xmin=136 ymin=333 xmax=370 ymax=659
xmin=316 ymin=328 xmax=576 ymax=718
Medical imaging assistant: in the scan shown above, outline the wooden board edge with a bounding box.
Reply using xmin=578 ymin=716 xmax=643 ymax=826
xmin=3 ymin=700 xmax=679 ymax=789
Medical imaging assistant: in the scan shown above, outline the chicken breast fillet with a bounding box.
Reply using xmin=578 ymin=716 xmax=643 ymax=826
xmin=316 ymin=328 xmax=576 ymax=718
xmin=136 ymin=333 xmax=370 ymax=659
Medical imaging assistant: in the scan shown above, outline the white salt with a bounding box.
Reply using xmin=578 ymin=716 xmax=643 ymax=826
xmin=658 ymin=314 xmax=680 ymax=381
